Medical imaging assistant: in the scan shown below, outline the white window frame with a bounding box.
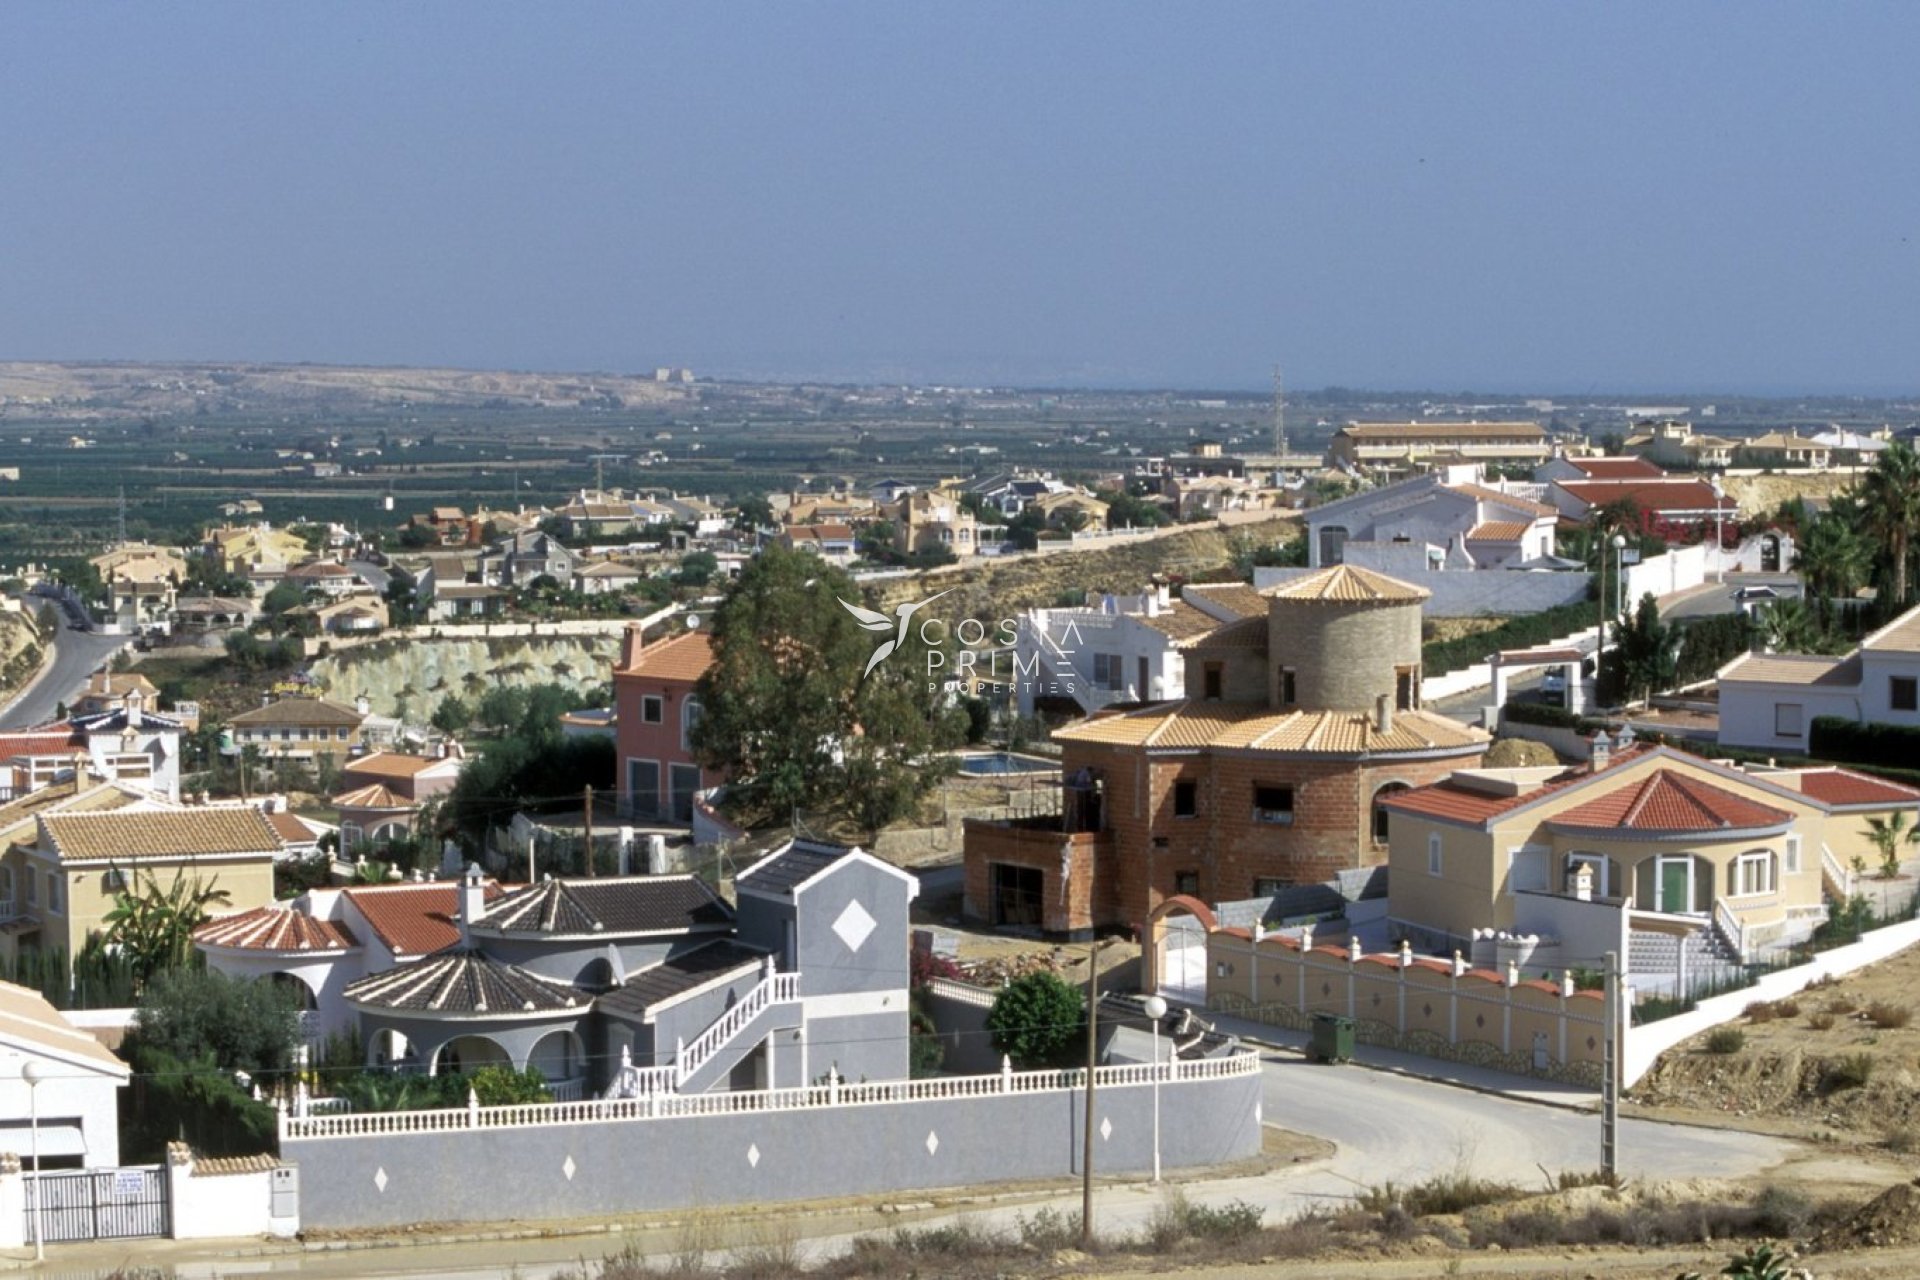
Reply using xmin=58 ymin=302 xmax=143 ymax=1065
xmin=1565 ymin=851 xmax=1614 ymax=898
xmin=1427 ymin=834 xmax=1443 ymax=878
xmin=1783 ymin=835 xmax=1802 ymax=877
xmin=1733 ymin=850 xmax=1776 ymax=898
xmin=1774 ymin=702 xmax=1803 ymax=738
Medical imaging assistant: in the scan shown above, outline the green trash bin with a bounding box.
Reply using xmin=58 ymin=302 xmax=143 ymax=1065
xmin=1310 ymin=1012 xmax=1354 ymax=1063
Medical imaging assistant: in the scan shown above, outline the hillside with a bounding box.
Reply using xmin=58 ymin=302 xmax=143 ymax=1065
xmin=868 ymin=515 xmax=1301 ymax=618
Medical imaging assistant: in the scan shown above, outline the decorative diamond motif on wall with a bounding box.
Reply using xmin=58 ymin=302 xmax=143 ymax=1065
xmin=925 ymin=1130 xmax=939 ymax=1155
xmin=373 ymin=1167 xmax=389 ymax=1194
xmin=1255 ymin=1102 xmax=1263 ymax=1124
xmin=1099 ymin=1116 xmax=1112 ymax=1142
xmin=747 ymin=1143 xmax=762 ymax=1168
xmin=832 ymin=899 xmax=877 ymax=952
xmin=563 ymin=1155 xmax=577 ymax=1182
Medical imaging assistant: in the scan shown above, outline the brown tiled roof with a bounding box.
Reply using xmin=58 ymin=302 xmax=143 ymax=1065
xmin=1554 ymin=479 xmax=1731 ymax=514
xmin=1550 ymin=769 xmax=1791 ymax=834
xmin=194 ymin=905 xmax=357 ymax=952
xmin=345 ymin=949 xmax=580 ymax=1014
xmin=342 ymin=882 xmax=506 ymax=956
xmin=1053 ymin=701 xmax=1486 ymax=756
xmin=1380 ymin=748 xmax=1655 ymax=827
xmin=331 ymin=782 xmax=414 ymax=810
xmin=1788 ymin=768 xmax=1920 ymax=808
xmin=1177 ymin=614 xmax=1268 ymax=652
xmin=784 ymin=523 xmax=856 ymax=542
xmin=229 ymin=697 xmax=365 ymax=728
xmin=1465 ymin=520 xmax=1529 ymax=543
xmin=1864 ymin=607 xmax=1920 ymax=654
xmin=39 ymin=807 xmax=285 ymax=862
xmin=341 ymin=752 xmax=443 ymax=781
xmin=1131 ymin=601 xmax=1223 ymax=641
xmin=1449 ymin=483 xmax=1557 ymax=517
xmin=1568 ymin=457 xmax=1665 ymax=480
xmin=192 ymin=1154 xmax=281 ymax=1177
xmin=616 ymin=630 xmax=715 ymax=682
xmin=1181 ymin=582 xmax=1267 ymax=620
xmin=266 ymin=812 xmax=325 ymax=844
xmin=479 ymin=875 xmax=732 ymax=936
xmin=1718 ymin=652 xmax=1859 ymax=686
xmin=1341 ymin=422 xmax=1545 ymax=441
xmin=0 ymin=731 xmax=80 ymax=757
xmin=1261 ymin=564 xmax=1428 ymax=604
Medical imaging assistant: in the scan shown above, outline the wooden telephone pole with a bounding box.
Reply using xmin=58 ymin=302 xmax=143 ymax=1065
xmin=583 ymin=785 xmax=595 ymax=877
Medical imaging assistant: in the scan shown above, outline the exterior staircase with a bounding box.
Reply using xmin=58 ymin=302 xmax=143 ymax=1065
xmin=1628 ymin=924 xmax=1741 ymax=1001
xmin=601 ymin=966 xmax=805 ymax=1098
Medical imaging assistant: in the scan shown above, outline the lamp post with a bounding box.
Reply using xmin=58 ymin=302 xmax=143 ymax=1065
xmin=1710 ymin=476 xmax=1727 ymax=584
xmin=1612 ymin=533 xmax=1628 ymax=625
xmin=1141 ymin=994 xmax=1168 ymax=1183
xmin=22 ymin=1059 xmax=45 ymax=1262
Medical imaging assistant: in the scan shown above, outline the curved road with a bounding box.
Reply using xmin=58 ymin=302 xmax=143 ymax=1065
xmin=0 ymin=599 xmax=127 ymax=729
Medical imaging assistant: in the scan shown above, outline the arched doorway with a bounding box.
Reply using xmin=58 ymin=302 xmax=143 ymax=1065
xmin=1760 ymin=535 xmax=1782 ymax=573
xmin=267 ymin=971 xmax=318 ymax=1011
xmin=527 ymin=1029 xmax=585 ymax=1089
xmin=1139 ymin=894 xmax=1218 ymax=1003
xmin=434 ymin=1035 xmax=512 ymax=1077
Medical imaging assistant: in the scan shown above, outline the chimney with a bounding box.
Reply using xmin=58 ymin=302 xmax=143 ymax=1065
xmin=261 ymin=692 xmax=273 ymax=708
xmin=1374 ymin=694 xmax=1393 ymax=736
xmin=1589 ymin=731 xmax=1611 ymax=771
xmin=458 ymin=862 xmax=487 ymax=947
xmin=619 ymin=622 xmax=645 ymax=670
xmin=126 ymin=690 xmax=142 ymax=730
xmin=355 ymin=694 xmax=370 ymax=717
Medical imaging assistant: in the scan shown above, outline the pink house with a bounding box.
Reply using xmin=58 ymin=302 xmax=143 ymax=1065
xmin=613 ymin=627 xmax=715 ymax=823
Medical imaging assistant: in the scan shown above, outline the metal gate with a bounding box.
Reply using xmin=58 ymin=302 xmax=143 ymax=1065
xmin=25 ymin=1167 xmax=169 ymax=1243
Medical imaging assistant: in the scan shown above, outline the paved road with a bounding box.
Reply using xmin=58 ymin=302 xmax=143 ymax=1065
xmin=0 ymin=601 xmax=127 ymax=729
xmin=349 ymin=558 xmax=391 ymax=594
xmin=96 ymin=1053 xmax=1795 ymax=1280
xmin=1660 ymin=572 xmax=1802 ymax=622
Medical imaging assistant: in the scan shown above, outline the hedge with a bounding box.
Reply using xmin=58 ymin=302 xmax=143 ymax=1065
xmin=1500 ymin=701 xmax=1608 ymax=733
xmin=1423 ymin=598 xmax=1599 ymax=678
xmin=1809 ymin=718 xmax=1920 ymax=773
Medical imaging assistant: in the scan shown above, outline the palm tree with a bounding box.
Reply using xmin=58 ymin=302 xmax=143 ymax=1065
xmin=1793 ymin=512 xmax=1869 ymax=607
xmin=101 ymin=868 xmax=232 ymax=987
xmin=1759 ymin=599 xmax=1823 ymax=654
xmin=1855 ymin=441 xmax=1920 ymax=608
xmin=1862 ymin=811 xmax=1919 ymax=880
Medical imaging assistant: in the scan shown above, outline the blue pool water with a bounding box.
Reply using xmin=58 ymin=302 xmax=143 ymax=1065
xmin=957 ymin=751 xmax=1058 ymax=776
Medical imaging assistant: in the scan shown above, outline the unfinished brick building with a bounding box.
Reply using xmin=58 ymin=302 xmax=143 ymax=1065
xmin=964 ymin=564 xmax=1490 ymax=937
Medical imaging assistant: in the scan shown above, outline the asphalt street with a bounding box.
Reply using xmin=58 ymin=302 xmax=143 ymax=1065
xmin=0 ymin=598 xmax=126 ymax=730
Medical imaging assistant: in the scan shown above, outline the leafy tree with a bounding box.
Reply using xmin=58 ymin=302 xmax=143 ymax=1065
xmin=130 ymin=966 xmax=302 ymax=1075
xmin=102 ymin=868 xmax=232 ymax=987
xmin=1096 ymin=487 xmax=1169 ymax=529
xmin=908 ymin=1009 xmax=946 ymax=1079
xmin=384 ymin=566 xmax=421 ymax=625
xmin=1610 ymin=592 xmax=1678 ymax=706
xmin=691 ymin=544 xmax=965 ymax=830
xmin=734 ymin=494 xmax=774 ymax=531
xmin=985 ymin=971 xmax=1085 ymax=1069
xmin=673 ymin=551 xmax=719 ymax=588
xmin=859 ymin=520 xmax=898 ymax=560
xmin=1862 ymin=810 xmax=1918 ymax=880
xmin=443 ymin=731 xmax=614 ymax=846
xmin=396 ymin=522 xmax=437 ymax=550
xmin=1795 ymin=510 xmax=1869 ymax=606
xmin=431 ymin=693 xmax=472 ymax=736
xmin=1857 ymin=440 xmax=1920 ymax=607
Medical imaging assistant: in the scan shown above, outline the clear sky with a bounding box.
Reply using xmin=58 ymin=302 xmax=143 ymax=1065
xmin=3 ymin=3 xmax=1916 ymax=393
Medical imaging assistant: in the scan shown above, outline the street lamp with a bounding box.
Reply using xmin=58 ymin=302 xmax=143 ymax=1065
xmin=22 ymin=1059 xmax=45 ymax=1262
xmin=1612 ymin=534 xmax=1628 ymax=625
xmin=1140 ymin=994 xmax=1169 ymax=1183
xmin=1709 ymin=477 xmax=1727 ymax=584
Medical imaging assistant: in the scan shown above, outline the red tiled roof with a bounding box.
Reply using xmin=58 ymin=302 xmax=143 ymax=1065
xmin=1381 ymin=747 xmax=1654 ymax=827
xmin=1791 ymin=768 xmax=1920 ymax=808
xmin=1568 ymin=457 xmax=1665 ymax=480
xmin=615 ymin=630 xmax=715 ymax=682
xmin=1450 ymin=483 xmax=1557 ymax=517
xmin=1465 ymin=520 xmax=1529 ymax=543
xmin=194 ymin=905 xmax=356 ymax=952
xmin=332 ymin=782 xmax=414 ymax=810
xmin=343 ymin=882 xmax=506 ymax=957
xmin=1554 ymin=479 xmax=1732 ymax=514
xmin=266 ymin=812 xmax=324 ymax=844
xmin=0 ymin=731 xmax=79 ymax=758
xmin=1551 ymin=769 xmax=1791 ymax=833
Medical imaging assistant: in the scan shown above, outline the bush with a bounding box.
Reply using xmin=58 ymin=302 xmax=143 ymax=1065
xmin=1746 ymin=1001 xmax=1778 ymax=1023
xmin=1423 ymin=600 xmax=1598 ymax=678
xmin=1811 ymin=717 xmax=1920 ymax=771
xmin=1866 ymin=1001 xmax=1912 ymax=1029
xmin=1357 ymin=1171 xmax=1523 ymax=1217
xmin=1808 ymin=1011 xmax=1837 ymax=1031
xmin=1822 ymin=1053 xmax=1875 ymax=1093
xmin=985 ymin=971 xmax=1085 ymax=1068
xmin=1752 ymin=1184 xmax=1815 ymax=1237
xmin=1706 ymin=1027 xmax=1747 ymax=1055
xmin=118 ymin=1043 xmax=279 ymax=1164
xmin=130 ymin=967 xmax=303 ymax=1076
xmin=1825 ymin=994 xmax=1859 ymax=1015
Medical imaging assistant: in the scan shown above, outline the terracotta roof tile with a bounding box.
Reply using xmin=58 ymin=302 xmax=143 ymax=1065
xmin=1381 ymin=748 xmax=1656 ymax=827
xmin=40 ymin=807 xmax=285 ymax=862
xmin=1553 ymin=479 xmax=1732 ymax=515
xmin=616 ymin=630 xmax=715 ymax=682
xmin=1053 ymin=701 xmax=1486 ymax=756
xmin=1260 ymin=564 xmax=1428 ymax=604
xmin=1448 ymin=483 xmax=1558 ymax=517
xmin=1550 ymin=769 xmax=1791 ymax=834
xmin=266 ymin=812 xmax=325 ymax=843
xmin=1177 ymin=614 xmax=1268 ymax=651
xmin=1130 ymin=601 xmax=1222 ymax=641
xmin=1788 ymin=768 xmax=1920 ymax=808
xmin=0 ymin=731 xmax=80 ymax=757
xmin=1181 ymin=583 xmax=1268 ymax=620
xmin=342 ymin=882 xmax=506 ymax=957
xmin=1465 ymin=520 xmax=1530 ymax=543
xmin=194 ymin=905 xmax=357 ymax=952
xmin=340 ymin=752 xmax=445 ymax=782
xmin=1567 ymin=457 xmax=1665 ymax=480
xmin=1718 ymin=652 xmax=1860 ymax=686
xmin=331 ymin=782 xmax=414 ymax=810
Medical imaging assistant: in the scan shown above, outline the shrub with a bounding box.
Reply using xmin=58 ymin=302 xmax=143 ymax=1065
xmin=1014 ymin=1206 xmax=1080 ymax=1251
xmin=1186 ymin=1199 xmax=1264 ymax=1241
xmin=130 ymin=967 xmax=303 ymax=1076
xmin=909 ymin=949 xmax=962 ymax=989
xmin=1771 ymin=997 xmax=1801 ymax=1018
xmin=985 ymin=971 xmax=1085 ymax=1068
xmin=1745 ymin=1001 xmax=1778 ymax=1023
xmin=1883 ymin=1126 xmax=1916 ymax=1154
xmin=1357 ymin=1171 xmax=1523 ymax=1217
xmin=1866 ymin=1001 xmax=1912 ymax=1029
xmin=1706 ymin=1027 xmax=1747 ymax=1055
xmin=1822 ymin=1053 xmax=1875 ymax=1093
xmin=1752 ymin=1184 xmax=1814 ymax=1237
xmin=1825 ymin=994 xmax=1859 ymax=1015
xmin=1808 ymin=1012 xmax=1837 ymax=1031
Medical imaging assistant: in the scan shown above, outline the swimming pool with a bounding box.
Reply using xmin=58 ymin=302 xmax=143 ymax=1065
xmin=955 ymin=751 xmax=1059 ymax=776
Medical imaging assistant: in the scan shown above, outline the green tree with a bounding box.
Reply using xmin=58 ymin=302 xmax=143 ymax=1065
xmin=1794 ymin=510 xmax=1869 ymax=607
xmin=691 ymin=544 xmax=965 ymax=830
xmin=131 ymin=966 xmax=302 ymax=1074
xmin=1856 ymin=440 xmax=1920 ymax=607
xmin=1862 ymin=810 xmax=1918 ymax=880
xmin=1096 ymin=488 xmax=1169 ymax=529
xmin=1611 ymin=592 xmax=1678 ymax=706
xmin=985 ymin=971 xmax=1085 ymax=1069
xmin=734 ymin=494 xmax=774 ymax=531
xmin=101 ymin=868 xmax=232 ymax=987
xmin=431 ymin=693 xmax=472 ymax=736
xmin=673 ymin=551 xmax=719 ymax=588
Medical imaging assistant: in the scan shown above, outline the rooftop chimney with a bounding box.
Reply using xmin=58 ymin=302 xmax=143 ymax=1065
xmin=619 ymin=622 xmax=645 ymax=669
xmin=458 ymin=861 xmax=487 ymax=947
xmin=125 ymin=690 xmax=143 ymax=731
xmin=354 ymin=694 xmax=370 ymax=716
xmin=1374 ymin=694 xmax=1393 ymax=736
xmin=1589 ymin=731 xmax=1611 ymax=771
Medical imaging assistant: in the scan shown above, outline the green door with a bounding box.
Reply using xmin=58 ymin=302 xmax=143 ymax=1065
xmin=1660 ymin=859 xmax=1691 ymax=914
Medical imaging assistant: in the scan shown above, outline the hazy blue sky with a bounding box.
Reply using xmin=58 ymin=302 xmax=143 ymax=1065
xmin=4 ymin=3 xmax=1916 ymax=392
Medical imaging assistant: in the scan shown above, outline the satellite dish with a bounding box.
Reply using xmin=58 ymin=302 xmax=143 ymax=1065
xmin=685 ymin=614 xmax=701 ymax=631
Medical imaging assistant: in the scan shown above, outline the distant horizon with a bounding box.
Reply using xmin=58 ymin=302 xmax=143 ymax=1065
xmin=3 ymin=353 xmax=1916 ymax=406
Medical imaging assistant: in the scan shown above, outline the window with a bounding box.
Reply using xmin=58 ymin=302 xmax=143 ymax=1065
xmin=1427 ymin=834 xmax=1444 ymax=877
xmin=681 ymin=697 xmax=703 ymax=752
xmin=1092 ymin=653 xmax=1123 ymax=691
xmin=1371 ymin=783 xmax=1407 ymax=843
xmin=1173 ymin=779 xmax=1197 ymax=818
xmin=1252 ymin=877 xmax=1288 ymax=897
xmin=1734 ymin=850 xmax=1776 ymax=897
xmin=1202 ymin=663 xmax=1223 ymax=701
xmin=1173 ymin=871 xmax=1200 ymax=897
xmin=642 ymin=696 xmax=664 ymax=725
xmin=1279 ymin=667 xmax=1296 ymax=705
xmin=1774 ymin=702 xmax=1803 ymax=738
xmin=1252 ymin=784 xmax=1294 ymax=825
xmin=1396 ymin=666 xmax=1418 ymax=712
xmin=669 ymin=763 xmax=701 ymax=823
xmin=627 ymin=758 xmax=661 ymax=817
xmin=1565 ymin=851 xmax=1614 ymax=898
xmin=47 ymin=874 xmax=60 ymax=914
xmin=1894 ymin=677 xmax=1919 ymax=713
xmin=1784 ymin=835 xmax=1803 ymax=876
xmin=1318 ymin=525 xmax=1349 ymax=566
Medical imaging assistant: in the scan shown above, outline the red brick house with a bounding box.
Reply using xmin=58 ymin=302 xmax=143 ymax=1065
xmin=964 ymin=565 xmax=1490 ymax=937
xmin=612 ymin=626 xmax=715 ymax=823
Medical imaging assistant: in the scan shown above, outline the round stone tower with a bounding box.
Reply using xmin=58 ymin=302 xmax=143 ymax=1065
xmin=1263 ymin=564 xmax=1427 ymax=711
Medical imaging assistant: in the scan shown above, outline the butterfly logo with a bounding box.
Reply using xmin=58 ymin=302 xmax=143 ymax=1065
xmin=839 ymin=589 xmax=954 ymax=679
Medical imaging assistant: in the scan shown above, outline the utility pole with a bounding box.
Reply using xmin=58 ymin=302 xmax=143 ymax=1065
xmin=583 ymin=784 xmax=595 ymax=877
xmin=1271 ymin=365 xmax=1287 ymax=487
xmin=1601 ymin=948 xmax=1619 ymax=1180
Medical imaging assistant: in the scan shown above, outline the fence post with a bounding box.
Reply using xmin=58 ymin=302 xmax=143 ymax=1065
xmin=1001 ymin=1055 xmax=1013 ymax=1093
xmin=467 ymin=1087 xmax=480 ymax=1128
